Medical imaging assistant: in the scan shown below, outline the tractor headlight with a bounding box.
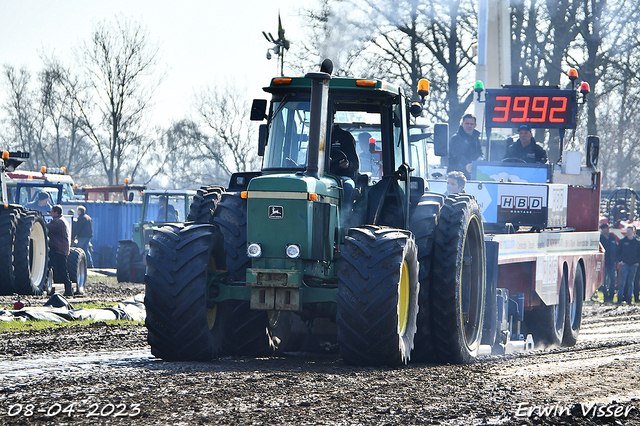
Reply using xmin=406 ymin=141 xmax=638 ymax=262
xmin=247 ymin=243 xmax=262 ymax=258
xmin=285 ymin=244 xmax=301 ymax=259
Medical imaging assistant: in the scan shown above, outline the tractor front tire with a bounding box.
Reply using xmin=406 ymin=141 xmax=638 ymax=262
xmin=0 ymin=207 xmax=21 ymax=295
xmin=337 ymin=226 xmax=419 ymax=366
xmin=67 ymin=247 xmax=87 ymax=294
xmin=431 ymin=194 xmax=486 ymax=364
xmin=145 ymin=223 xmax=227 ymax=361
xmin=14 ymin=211 xmax=49 ymax=295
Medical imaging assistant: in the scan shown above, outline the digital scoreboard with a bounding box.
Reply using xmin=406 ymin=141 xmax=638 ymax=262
xmin=484 ymin=88 xmax=577 ymax=130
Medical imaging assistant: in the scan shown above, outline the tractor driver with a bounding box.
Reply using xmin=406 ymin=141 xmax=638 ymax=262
xmin=503 ymin=124 xmax=548 ymax=163
xmin=331 ymin=124 xmax=360 ymax=181
xmin=157 ymin=195 xmax=178 ymax=222
xmin=25 ymin=191 xmax=52 ymax=214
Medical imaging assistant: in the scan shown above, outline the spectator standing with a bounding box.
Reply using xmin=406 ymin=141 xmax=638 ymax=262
xmin=599 ymin=223 xmax=617 ymax=302
xmin=617 ymin=225 xmax=640 ymax=304
xmin=447 ymin=114 xmax=483 ymax=179
xmin=72 ymin=205 xmax=94 ymax=268
xmin=25 ymin=192 xmax=52 ymax=214
xmin=46 ymin=204 xmax=73 ymax=297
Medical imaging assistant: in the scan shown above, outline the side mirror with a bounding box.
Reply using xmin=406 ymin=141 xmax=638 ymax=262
xmin=257 ymin=124 xmax=268 ymax=156
xmin=586 ymin=135 xmax=599 ymax=168
xmin=128 ymin=192 xmax=134 ymax=202
xmin=250 ymin=99 xmax=268 ymax=121
xmin=433 ymin=123 xmax=448 ymax=156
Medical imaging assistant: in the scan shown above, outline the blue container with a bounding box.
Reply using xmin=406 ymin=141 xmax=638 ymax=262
xmin=82 ymin=201 xmax=142 ymax=267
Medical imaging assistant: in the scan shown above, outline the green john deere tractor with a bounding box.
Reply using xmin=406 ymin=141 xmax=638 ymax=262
xmin=144 ymin=60 xmax=487 ymax=366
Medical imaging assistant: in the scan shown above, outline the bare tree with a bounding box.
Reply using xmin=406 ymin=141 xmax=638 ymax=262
xmin=149 ymin=119 xmax=228 ymax=188
xmin=2 ymin=64 xmax=95 ymax=177
xmin=193 ymin=84 xmax=260 ymax=178
xmin=296 ymin=0 xmax=477 ymax=130
xmin=38 ymin=59 xmax=96 ymax=176
xmin=1 ymin=66 xmax=46 ymax=167
xmin=73 ymin=16 xmax=162 ymax=185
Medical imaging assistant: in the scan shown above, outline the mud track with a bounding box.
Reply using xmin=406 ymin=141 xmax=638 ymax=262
xmin=0 ymin=279 xmax=638 ymax=425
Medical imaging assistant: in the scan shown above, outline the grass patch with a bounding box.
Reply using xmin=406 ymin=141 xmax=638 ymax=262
xmin=0 ymin=319 xmax=144 ymax=333
xmin=1 ymin=301 xmax=118 ymax=311
xmin=86 ymin=274 xmax=120 ymax=285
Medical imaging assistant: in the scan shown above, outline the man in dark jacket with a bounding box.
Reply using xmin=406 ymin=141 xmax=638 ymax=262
xmin=617 ymin=225 xmax=640 ymax=304
xmin=46 ymin=204 xmax=73 ymax=297
xmin=447 ymin=114 xmax=483 ymax=179
xmin=72 ymin=205 xmax=94 ymax=268
xmin=599 ymin=222 xmax=617 ymax=302
xmin=503 ymin=124 xmax=548 ymax=163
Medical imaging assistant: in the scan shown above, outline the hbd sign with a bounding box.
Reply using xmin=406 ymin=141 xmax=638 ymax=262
xmin=501 ymin=195 xmax=543 ymax=211
xmin=497 ymin=184 xmax=548 ymax=226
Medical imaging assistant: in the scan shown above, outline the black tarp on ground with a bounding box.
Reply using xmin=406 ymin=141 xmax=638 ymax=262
xmin=0 ymin=293 xmax=145 ymax=322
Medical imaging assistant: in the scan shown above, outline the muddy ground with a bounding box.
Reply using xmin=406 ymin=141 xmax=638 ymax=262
xmin=0 ymin=277 xmax=639 ymax=425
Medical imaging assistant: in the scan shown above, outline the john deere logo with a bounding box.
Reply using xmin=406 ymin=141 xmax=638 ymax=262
xmin=268 ymin=206 xmax=284 ymax=219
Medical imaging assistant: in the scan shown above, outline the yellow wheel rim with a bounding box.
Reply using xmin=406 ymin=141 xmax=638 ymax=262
xmin=398 ymin=260 xmax=409 ymax=336
xmin=207 ymin=305 xmax=217 ymax=330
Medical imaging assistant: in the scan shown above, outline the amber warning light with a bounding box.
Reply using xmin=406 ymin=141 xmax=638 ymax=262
xmin=272 ymin=78 xmax=292 ymax=85
xmin=418 ymin=79 xmax=430 ymax=96
xmin=355 ymin=80 xmax=375 ymax=88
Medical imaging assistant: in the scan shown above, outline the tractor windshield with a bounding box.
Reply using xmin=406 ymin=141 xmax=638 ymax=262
xmin=263 ymin=100 xmax=310 ymax=170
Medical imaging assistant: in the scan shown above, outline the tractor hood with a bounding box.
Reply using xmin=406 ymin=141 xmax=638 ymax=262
xmin=247 ymin=174 xmax=340 ymax=200
xmin=245 ymin=173 xmax=340 ymax=262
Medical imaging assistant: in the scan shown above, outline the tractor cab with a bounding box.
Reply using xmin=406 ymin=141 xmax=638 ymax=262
xmin=251 ymin=71 xmax=416 ymax=239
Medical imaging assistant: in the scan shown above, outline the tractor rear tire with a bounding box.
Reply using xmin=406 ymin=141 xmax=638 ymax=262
xmin=67 ymin=247 xmax=87 ymax=294
xmin=0 ymin=207 xmax=21 ymax=295
xmin=525 ymin=270 xmax=567 ymax=347
xmin=14 ymin=211 xmax=49 ymax=295
xmin=116 ymin=242 xmax=137 ymax=283
xmin=562 ymin=266 xmax=584 ymax=347
xmin=222 ymin=302 xmax=289 ymax=357
xmin=337 ymin=226 xmax=419 ymax=366
xmin=431 ymin=195 xmax=486 ymax=364
xmin=145 ymin=223 xmax=227 ymax=361
xmin=188 ymin=186 xmax=224 ymax=223
xmin=409 ymin=193 xmax=443 ymax=362
xmin=213 ymin=193 xmax=250 ymax=282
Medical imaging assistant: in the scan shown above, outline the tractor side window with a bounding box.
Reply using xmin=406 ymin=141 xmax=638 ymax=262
xmin=410 ymin=143 xmax=423 ymax=178
xmin=61 ymin=183 xmax=76 ymax=202
xmin=146 ymin=195 xmax=183 ymax=223
xmin=264 ymin=100 xmax=310 ymax=169
xmin=19 ymin=187 xmax=58 ymax=205
xmin=392 ymin=106 xmax=403 ymax=170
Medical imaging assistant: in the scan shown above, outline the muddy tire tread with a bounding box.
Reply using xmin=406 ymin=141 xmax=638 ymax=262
xmin=337 ymin=225 xmax=419 ymax=366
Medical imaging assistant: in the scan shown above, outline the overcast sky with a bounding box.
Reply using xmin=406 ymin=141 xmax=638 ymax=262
xmin=0 ymin=0 xmax=305 ymax=127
